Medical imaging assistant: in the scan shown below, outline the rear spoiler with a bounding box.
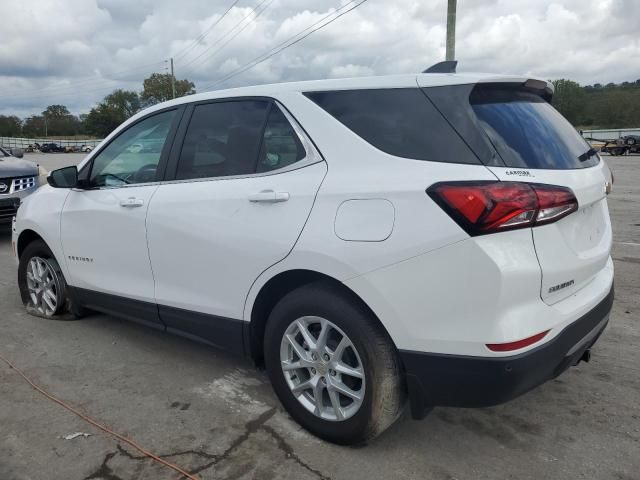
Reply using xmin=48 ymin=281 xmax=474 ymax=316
xmin=524 ymin=79 xmax=554 ymax=101
xmin=422 ymin=62 xmax=553 ymax=100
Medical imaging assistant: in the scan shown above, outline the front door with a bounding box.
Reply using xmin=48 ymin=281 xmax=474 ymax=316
xmin=61 ymin=109 xmax=180 ymax=325
xmin=146 ymin=100 xmax=326 ymax=349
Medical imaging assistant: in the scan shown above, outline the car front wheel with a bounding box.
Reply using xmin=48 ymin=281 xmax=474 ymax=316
xmin=264 ymin=282 xmax=405 ymax=445
xmin=18 ymin=240 xmax=85 ymax=319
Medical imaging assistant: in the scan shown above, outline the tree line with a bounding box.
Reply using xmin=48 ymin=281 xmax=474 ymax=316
xmin=1 ymin=75 xmax=639 ymax=139
xmin=551 ymin=79 xmax=640 ymax=129
xmin=0 ymin=73 xmax=195 ymax=138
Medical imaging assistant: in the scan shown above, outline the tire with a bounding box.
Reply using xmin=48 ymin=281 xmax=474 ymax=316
xmin=18 ymin=240 xmax=85 ymax=319
xmin=611 ymin=147 xmax=624 ymax=156
xmin=264 ymin=282 xmax=405 ymax=445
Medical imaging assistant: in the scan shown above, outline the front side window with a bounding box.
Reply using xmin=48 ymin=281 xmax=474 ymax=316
xmin=176 ymin=100 xmax=269 ymax=180
xmin=89 ymin=110 xmax=176 ymax=187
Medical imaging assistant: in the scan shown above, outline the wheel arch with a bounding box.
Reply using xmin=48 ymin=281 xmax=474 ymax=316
xmin=17 ymin=229 xmax=46 ymax=259
xmin=246 ymin=268 xmax=397 ymax=366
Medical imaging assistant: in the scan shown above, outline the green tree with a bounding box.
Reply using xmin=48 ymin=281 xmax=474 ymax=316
xmin=41 ymin=104 xmax=82 ymax=136
xmin=84 ymin=89 xmax=141 ymax=137
xmin=43 ymin=105 xmax=71 ymax=118
xmin=22 ymin=116 xmax=47 ymax=137
xmin=578 ymin=82 xmax=640 ymax=129
xmin=551 ymin=79 xmax=586 ymax=125
xmin=141 ymin=73 xmax=195 ymax=105
xmin=0 ymin=115 xmax=23 ymax=137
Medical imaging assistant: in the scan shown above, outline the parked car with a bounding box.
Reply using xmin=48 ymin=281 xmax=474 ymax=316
xmin=39 ymin=143 xmax=65 ymax=153
xmin=80 ymin=145 xmax=93 ymax=153
xmin=0 ymin=146 xmax=39 ymax=225
xmin=600 ymin=135 xmax=640 ymax=155
xmin=12 ymin=69 xmax=614 ymax=445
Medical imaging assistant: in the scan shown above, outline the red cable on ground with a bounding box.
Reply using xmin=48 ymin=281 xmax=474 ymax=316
xmin=0 ymin=353 xmax=199 ymax=480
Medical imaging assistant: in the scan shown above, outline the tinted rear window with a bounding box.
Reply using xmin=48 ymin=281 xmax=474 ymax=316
xmin=304 ymin=88 xmax=479 ymax=164
xmin=470 ymin=85 xmax=597 ymax=169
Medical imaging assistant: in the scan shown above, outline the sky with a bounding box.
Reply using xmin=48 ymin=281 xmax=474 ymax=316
xmin=0 ymin=0 xmax=638 ymax=117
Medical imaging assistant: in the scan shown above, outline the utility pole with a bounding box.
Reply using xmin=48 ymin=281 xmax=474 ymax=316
xmin=170 ymin=57 xmax=176 ymax=99
xmin=446 ymin=0 xmax=457 ymax=61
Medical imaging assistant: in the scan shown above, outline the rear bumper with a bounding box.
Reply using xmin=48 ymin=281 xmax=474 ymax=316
xmin=401 ymin=285 xmax=614 ymax=418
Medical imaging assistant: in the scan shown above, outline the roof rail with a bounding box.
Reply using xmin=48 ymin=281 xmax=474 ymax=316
xmin=423 ymin=60 xmax=457 ymax=74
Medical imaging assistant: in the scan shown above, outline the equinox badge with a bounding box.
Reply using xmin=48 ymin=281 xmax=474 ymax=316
xmin=549 ymin=279 xmax=575 ymax=293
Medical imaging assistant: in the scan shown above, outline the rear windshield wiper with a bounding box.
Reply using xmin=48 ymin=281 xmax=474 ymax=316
xmin=578 ymin=147 xmax=598 ymax=162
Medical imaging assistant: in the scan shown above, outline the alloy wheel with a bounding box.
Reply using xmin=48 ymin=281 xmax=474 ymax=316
xmin=25 ymin=257 xmax=61 ymax=317
xmin=280 ymin=316 xmax=365 ymax=421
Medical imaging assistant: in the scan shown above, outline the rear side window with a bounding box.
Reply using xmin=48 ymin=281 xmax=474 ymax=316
xmin=257 ymin=106 xmax=305 ymax=173
xmin=304 ymin=88 xmax=479 ymax=164
xmin=470 ymin=85 xmax=597 ymax=169
xmin=176 ymin=100 xmax=269 ymax=180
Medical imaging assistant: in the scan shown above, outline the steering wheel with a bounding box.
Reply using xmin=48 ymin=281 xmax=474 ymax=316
xmin=133 ymin=163 xmax=158 ymax=183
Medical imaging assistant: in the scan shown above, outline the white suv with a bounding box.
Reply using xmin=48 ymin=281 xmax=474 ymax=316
xmin=13 ymin=70 xmax=614 ymax=445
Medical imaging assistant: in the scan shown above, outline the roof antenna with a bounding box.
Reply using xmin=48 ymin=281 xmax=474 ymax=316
xmin=423 ymin=60 xmax=457 ymax=74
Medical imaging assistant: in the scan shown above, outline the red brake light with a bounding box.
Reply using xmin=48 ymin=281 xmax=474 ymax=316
xmin=533 ymin=184 xmax=579 ymax=224
xmin=487 ymin=330 xmax=550 ymax=352
xmin=427 ymin=181 xmax=578 ymax=236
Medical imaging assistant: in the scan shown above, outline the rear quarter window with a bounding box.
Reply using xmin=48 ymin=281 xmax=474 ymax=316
xmin=304 ymin=88 xmax=480 ymax=164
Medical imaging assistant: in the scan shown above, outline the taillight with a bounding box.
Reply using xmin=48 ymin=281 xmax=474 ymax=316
xmin=427 ymin=181 xmax=578 ymax=236
xmin=486 ymin=330 xmax=550 ymax=352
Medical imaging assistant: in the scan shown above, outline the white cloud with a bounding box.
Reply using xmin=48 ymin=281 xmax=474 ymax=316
xmin=0 ymin=0 xmax=638 ymax=117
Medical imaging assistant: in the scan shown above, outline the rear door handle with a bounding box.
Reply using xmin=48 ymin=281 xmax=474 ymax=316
xmin=248 ymin=190 xmax=290 ymax=203
xmin=119 ymin=197 xmax=145 ymax=208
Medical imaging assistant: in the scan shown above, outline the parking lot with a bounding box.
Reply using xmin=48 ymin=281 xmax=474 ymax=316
xmin=1 ymin=153 xmax=639 ymax=480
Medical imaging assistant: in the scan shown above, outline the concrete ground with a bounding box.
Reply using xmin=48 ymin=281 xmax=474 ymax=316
xmin=1 ymin=153 xmax=639 ymax=480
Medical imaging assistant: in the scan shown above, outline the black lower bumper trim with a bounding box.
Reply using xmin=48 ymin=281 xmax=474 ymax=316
xmin=401 ymin=285 xmax=614 ymax=418
xmin=0 ymin=197 xmax=20 ymax=223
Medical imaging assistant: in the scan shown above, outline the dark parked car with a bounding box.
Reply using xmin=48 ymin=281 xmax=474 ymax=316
xmin=0 ymin=146 xmax=40 ymax=224
xmin=600 ymin=135 xmax=640 ymax=155
xmin=40 ymin=143 xmax=66 ymax=153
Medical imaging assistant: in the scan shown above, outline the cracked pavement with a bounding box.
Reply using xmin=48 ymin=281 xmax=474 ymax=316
xmin=1 ymin=153 xmax=639 ymax=480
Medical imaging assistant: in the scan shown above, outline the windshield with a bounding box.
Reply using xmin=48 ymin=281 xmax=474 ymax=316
xmin=470 ymin=85 xmax=597 ymax=170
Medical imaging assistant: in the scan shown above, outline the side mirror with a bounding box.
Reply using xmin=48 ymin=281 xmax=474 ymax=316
xmin=47 ymin=166 xmax=78 ymax=188
xmin=11 ymin=148 xmax=24 ymax=158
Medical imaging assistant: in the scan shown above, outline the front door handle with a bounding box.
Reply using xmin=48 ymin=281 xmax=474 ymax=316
xmin=248 ymin=190 xmax=290 ymax=203
xmin=120 ymin=197 xmax=145 ymax=208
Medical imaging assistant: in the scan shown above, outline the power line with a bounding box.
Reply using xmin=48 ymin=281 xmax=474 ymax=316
xmin=202 ymin=0 xmax=365 ymax=90
xmin=172 ymin=0 xmax=241 ymax=61
xmin=202 ymin=0 xmax=369 ymax=91
xmin=178 ymin=0 xmax=273 ymax=74
xmin=1 ymin=0 xmax=368 ymax=108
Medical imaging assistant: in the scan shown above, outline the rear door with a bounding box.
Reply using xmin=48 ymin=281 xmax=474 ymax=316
xmin=146 ymin=99 xmax=326 ymax=349
xmin=467 ymin=84 xmax=612 ymax=304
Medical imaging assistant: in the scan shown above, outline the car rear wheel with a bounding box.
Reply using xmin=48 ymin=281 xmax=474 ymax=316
xmin=264 ymin=282 xmax=405 ymax=445
xmin=610 ymin=147 xmax=624 ymax=156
